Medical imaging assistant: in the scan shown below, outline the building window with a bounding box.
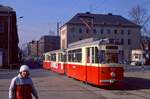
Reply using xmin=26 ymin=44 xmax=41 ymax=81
xmin=121 ymin=38 xmax=124 ymax=45
xmin=107 ymin=29 xmax=111 ymax=34
xmin=79 ymin=28 xmax=82 ymax=33
xmin=0 ymin=23 xmax=4 ymax=33
xmin=93 ymin=29 xmax=97 ymax=34
xmin=128 ymin=39 xmax=131 ymax=45
xmin=114 ymin=29 xmax=117 ymax=34
xmin=101 ymin=29 xmax=104 ymax=34
xmin=121 ymin=30 xmax=124 ymax=35
xmin=128 ymin=30 xmax=131 ymax=35
xmin=86 ymin=29 xmax=89 ymax=33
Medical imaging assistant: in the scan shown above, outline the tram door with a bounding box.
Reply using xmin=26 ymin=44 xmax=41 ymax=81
xmin=59 ymin=53 xmax=66 ymax=74
xmin=87 ymin=47 xmax=94 ymax=64
xmin=86 ymin=47 xmax=99 ymax=84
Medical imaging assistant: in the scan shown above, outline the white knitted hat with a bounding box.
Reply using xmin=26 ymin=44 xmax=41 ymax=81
xmin=19 ymin=65 xmax=30 ymax=72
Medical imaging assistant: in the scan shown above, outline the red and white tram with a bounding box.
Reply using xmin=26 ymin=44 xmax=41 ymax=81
xmin=49 ymin=50 xmax=66 ymax=74
xmin=43 ymin=38 xmax=124 ymax=86
xmin=43 ymin=50 xmax=66 ymax=74
xmin=43 ymin=52 xmax=51 ymax=70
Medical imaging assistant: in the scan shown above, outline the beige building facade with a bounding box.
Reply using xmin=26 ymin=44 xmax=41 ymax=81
xmin=60 ymin=12 xmax=141 ymax=62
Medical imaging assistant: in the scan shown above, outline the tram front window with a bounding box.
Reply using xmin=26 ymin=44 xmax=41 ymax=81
xmin=106 ymin=53 xmax=118 ymax=63
xmin=98 ymin=51 xmax=119 ymax=63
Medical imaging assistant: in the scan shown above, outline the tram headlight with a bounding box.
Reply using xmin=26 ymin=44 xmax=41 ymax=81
xmin=110 ymin=72 xmax=116 ymax=78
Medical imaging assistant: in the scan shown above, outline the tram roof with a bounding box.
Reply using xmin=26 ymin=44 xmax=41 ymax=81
xmin=68 ymin=38 xmax=121 ymax=49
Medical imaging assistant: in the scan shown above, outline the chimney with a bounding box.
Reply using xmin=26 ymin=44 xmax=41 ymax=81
xmin=86 ymin=12 xmax=91 ymax=14
xmin=108 ymin=13 xmax=112 ymax=15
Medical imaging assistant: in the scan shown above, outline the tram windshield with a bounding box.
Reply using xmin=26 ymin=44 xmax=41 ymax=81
xmin=99 ymin=51 xmax=119 ymax=63
xmin=106 ymin=52 xmax=118 ymax=63
xmin=98 ymin=48 xmax=123 ymax=64
xmin=86 ymin=46 xmax=123 ymax=64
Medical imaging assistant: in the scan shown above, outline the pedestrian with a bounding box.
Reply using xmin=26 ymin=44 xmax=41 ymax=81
xmin=9 ymin=65 xmax=38 ymax=99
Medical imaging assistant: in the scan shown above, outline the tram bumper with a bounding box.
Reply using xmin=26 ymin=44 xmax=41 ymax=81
xmin=100 ymin=79 xmax=116 ymax=85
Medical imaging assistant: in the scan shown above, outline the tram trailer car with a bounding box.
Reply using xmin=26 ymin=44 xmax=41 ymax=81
xmin=43 ymin=50 xmax=66 ymax=74
xmin=43 ymin=52 xmax=51 ymax=70
xmin=49 ymin=50 xmax=65 ymax=74
xmin=43 ymin=38 xmax=124 ymax=86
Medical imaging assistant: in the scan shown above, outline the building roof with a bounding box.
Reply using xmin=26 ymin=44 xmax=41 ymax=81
xmin=66 ymin=12 xmax=140 ymax=27
xmin=40 ymin=35 xmax=60 ymax=39
xmin=0 ymin=5 xmax=13 ymax=12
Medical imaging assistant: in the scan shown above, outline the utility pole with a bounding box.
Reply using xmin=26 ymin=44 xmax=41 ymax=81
xmin=79 ymin=14 xmax=94 ymax=38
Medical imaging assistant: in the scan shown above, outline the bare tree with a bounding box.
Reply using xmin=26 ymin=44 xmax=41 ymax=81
xmin=128 ymin=5 xmax=150 ymax=36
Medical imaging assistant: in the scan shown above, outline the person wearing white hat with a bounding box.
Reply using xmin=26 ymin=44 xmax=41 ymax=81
xmin=9 ymin=65 xmax=38 ymax=99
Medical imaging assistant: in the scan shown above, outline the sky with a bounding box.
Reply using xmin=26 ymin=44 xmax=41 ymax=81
xmin=0 ymin=0 xmax=150 ymax=46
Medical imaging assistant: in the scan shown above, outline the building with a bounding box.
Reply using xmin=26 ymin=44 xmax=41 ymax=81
xmin=0 ymin=5 xmax=19 ymax=68
xmin=140 ymin=36 xmax=150 ymax=65
xmin=60 ymin=12 xmax=141 ymax=62
xmin=28 ymin=35 xmax=60 ymax=58
xmin=131 ymin=49 xmax=145 ymax=65
xmin=28 ymin=41 xmax=39 ymax=58
xmin=38 ymin=35 xmax=60 ymax=57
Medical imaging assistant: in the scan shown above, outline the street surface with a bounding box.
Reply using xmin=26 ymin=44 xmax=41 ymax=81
xmin=0 ymin=66 xmax=150 ymax=99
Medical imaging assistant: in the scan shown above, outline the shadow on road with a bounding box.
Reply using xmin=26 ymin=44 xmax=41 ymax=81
xmin=99 ymin=77 xmax=150 ymax=91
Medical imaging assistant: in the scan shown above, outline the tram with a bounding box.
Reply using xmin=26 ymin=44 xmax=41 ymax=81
xmin=43 ymin=52 xmax=51 ymax=70
xmin=43 ymin=38 xmax=124 ymax=86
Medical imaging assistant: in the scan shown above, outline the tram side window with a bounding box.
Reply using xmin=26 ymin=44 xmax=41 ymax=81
xmin=58 ymin=53 xmax=61 ymax=62
xmin=87 ymin=47 xmax=99 ymax=63
xmin=95 ymin=47 xmax=99 ymax=63
xmin=45 ymin=54 xmax=50 ymax=61
xmin=68 ymin=51 xmax=73 ymax=62
xmin=86 ymin=48 xmax=90 ymax=63
xmin=92 ymin=47 xmax=94 ymax=63
xmin=68 ymin=49 xmax=82 ymax=62
xmin=61 ymin=53 xmax=66 ymax=62
xmin=99 ymin=50 xmax=105 ymax=63
xmin=51 ymin=53 xmax=56 ymax=61
xmin=43 ymin=55 xmax=46 ymax=61
xmin=76 ymin=49 xmax=82 ymax=62
xmin=86 ymin=47 xmax=92 ymax=63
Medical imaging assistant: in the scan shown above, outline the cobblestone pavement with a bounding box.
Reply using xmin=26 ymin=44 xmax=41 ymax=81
xmin=0 ymin=66 xmax=150 ymax=99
